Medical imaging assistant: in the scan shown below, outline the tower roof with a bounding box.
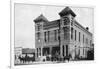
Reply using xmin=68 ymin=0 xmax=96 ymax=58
xmin=34 ymin=14 xmax=48 ymax=23
xmin=59 ymin=7 xmax=76 ymax=17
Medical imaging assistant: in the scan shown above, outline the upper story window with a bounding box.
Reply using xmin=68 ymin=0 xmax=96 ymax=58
xmin=75 ymin=30 xmax=77 ymax=41
xmin=90 ymin=40 xmax=92 ymax=46
xmin=44 ymin=32 xmax=47 ymax=42
xmin=37 ymin=24 xmax=41 ymax=31
xmin=54 ymin=30 xmax=57 ymax=41
xmin=83 ymin=34 xmax=84 ymax=43
xmin=71 ymin=27 xmax=73 ymax=40
xmin=57 ymin=29 xmax=60 ymax=40
xmin=44 ymin=31 xmax=50 ymax=42
xmin=71 ymin=18 xmax=73 ymax=26
xmin=86 ymin=38 xmax=88 ymax=44
xmin=38 ymin=48 xmax=41 ymax=56
xmin=63 ymin=27 xmax=70 ymax=40
xmin=37 ymin=32 xmax=40 ymax=41
xmin=87 ymin=39 xmax=88 ymax=44
xmin=63 ymin=26 xmax=70 ymax=32
xmin=63 ymin=17 xmax=70 ymax=25
xmin=48 ymin=31 xmax=50 ymax=42
xmin=79 ymin=32 xmax=81 ymax=42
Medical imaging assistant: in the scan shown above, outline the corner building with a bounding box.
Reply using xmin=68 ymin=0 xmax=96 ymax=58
xmin=34 ymin=7 xmax=93 ymax=60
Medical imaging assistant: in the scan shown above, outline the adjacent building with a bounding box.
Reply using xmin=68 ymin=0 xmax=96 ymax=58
xmin=14 ymin=47 xmax=22 ymax=64
xmin=22 ymin=48 xmax=35 ymax=57
xmin=34 ymin=7 xmax=93 ymax=60
xmin=14 ymin=47 xmax=22 ymax=59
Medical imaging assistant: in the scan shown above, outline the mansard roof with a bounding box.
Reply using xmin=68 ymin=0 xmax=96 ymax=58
xmin=59 ymin=7 xmax=76 ymax=17
xmin=34 ymin=14 xmax=48 ymax=23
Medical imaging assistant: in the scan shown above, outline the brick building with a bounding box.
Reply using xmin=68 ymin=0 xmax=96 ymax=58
xmin=34 ymin=7 xmax=93 ymax=60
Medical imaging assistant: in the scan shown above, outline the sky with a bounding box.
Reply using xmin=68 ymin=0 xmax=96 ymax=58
xmin=15 ymin=3 xmax=94 ymax=48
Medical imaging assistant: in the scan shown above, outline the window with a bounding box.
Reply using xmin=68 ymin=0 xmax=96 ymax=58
xmin=71 ymin=27 xmax=73 ymax=39
xmin=37 ymin=48 xmax=38 ymax=57
xmin=37 ymin=32 xmax=40 ymax=41
xmin=83 ymin=35 xmax=84 ymax=43
xmin=63 ymin=27 xmax=70 ymax=40
xmin=87 ymin=39 xmax=88 ymax=44
xmin=63 ymin=45 xmax=64 ymax=56
xmin=54 ymin=30 xmax=57 ymax=41
xmin=78 ymin=49 xmax=80 ymax=56
xmin=66 ymin=45 xmax=68 ymax=56
xmin=37 ymin=24 xmax=41 ymax=31
xmin=44 ymin=32 xmax=47 ymax=42
xmin=90 ymin=40 xmax=92 ymax=46
xmin=39 ymin=48 xmax=41 ymax=56
xmin=83 ymin=48 xmax=84 ymax=55
xmin=57 ymin=29 xmax=60 ymax=40
xmin=75 ymin=30 xmax=77 ymax=41
xmin=71 ymin=18 xmax=73 ymax=26
xmin=86 ymin=38 xmax=88 ymax=44
xmin=75 ymin=45 xmax=77 ymax=57
xmin=79 ymin=32 xmax=81 ymax=42
xmin=48 ymin=31 xmax=50 ymax=42
xmin=63 ymin=26 xmax=70 ymax=32
xmin=44 ymin=31 xmax=49 ymax=42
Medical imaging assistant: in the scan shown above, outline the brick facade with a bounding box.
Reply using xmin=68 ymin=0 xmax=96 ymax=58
xmin=34 ymin=7 xmax=93 ymax=60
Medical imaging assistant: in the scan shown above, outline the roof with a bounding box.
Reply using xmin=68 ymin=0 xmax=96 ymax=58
xmin=59 ymin=7 xmax=76 ymax=17
xmin=43 ymin=19 xmax=60 ymax=29
xmin=74 ymin=20 xmax=92 ymax=36
xmin=34 ymin=14 xmax=48 ymax=23
xmin=22 ymin=48 xmax=35 ymax=54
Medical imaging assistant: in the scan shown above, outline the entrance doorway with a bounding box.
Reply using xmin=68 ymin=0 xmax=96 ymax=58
xmin=43 ymin=47 xmax=50 ymax=56
xmin=52 ymin=46 xmax=60 ymax=56
xmin=66 ymin=45 xmax=68 ymax=57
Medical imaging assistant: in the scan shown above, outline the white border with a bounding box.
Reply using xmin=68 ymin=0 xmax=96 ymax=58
xmin=10 ymin=0 xmax=95 ymax=69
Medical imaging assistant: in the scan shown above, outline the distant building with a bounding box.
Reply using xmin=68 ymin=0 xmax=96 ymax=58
xmin=14 ymin=47 xmax=35 ymax=57
xmin=14 ymin=47 xmax=22 ymax=58
xmin=14 ymin=47 xmax=22 ymax=63
xmin=34 ymin=7 xmax=93 ymax=60
xmin=22 ymin=48 xmax=35 ymax=57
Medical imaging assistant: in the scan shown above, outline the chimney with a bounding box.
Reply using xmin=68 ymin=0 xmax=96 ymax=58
xmin=86 ymin=27 xmax=89 ymax=30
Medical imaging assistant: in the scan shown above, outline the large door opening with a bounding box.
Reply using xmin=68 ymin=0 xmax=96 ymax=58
xmin=51 ymin=46 xmax=60 ymax=56
xmin=43 ymin=47 xmax=50 ymax=56
xmin=66 ymin=45 xmax=68 ymax=57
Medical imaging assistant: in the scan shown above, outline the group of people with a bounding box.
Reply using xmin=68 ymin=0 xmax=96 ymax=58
xmin=18 ymin=54 xmax=35 ymax=63
xmin=42 ymin=51 xmax=72 ymax=62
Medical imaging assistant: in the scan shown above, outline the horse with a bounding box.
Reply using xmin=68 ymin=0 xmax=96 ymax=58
xmin=18 ymin=54 xmax=35 ymax=63
xmin=18 ymin=56 xmax=26 ymax=63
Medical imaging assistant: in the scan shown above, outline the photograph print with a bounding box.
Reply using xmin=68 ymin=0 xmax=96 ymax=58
xmin=14 ymin=3 xmax=94 ymax=65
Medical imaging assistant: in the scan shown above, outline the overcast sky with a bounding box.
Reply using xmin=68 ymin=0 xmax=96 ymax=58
xmin=15 ymin=3 xmax=94 ymax=48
